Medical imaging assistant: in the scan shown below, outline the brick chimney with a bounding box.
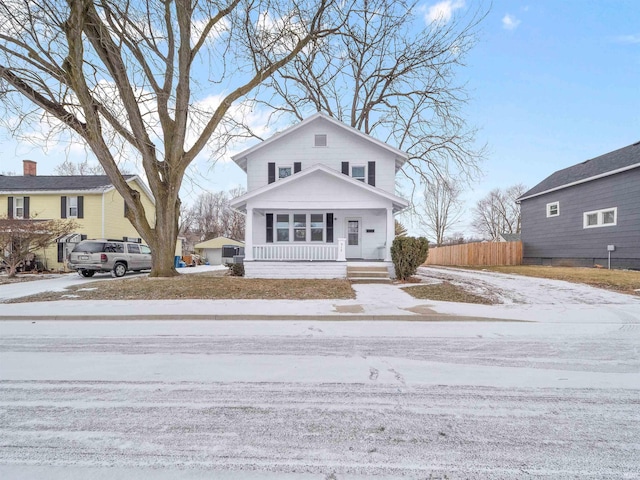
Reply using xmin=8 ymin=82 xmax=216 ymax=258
xmin=23 ymin=160 xmax=37 ymax=176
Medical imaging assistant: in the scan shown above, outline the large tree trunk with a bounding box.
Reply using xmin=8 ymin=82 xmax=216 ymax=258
xmin=149 ymin=201 xmax=179 ymax=277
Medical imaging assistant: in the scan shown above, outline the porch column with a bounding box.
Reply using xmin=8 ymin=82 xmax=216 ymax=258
xmin=385 ymin=207 xmax=394 ymax=261
xmin=245 ymin=207 xmax=254 ymax=261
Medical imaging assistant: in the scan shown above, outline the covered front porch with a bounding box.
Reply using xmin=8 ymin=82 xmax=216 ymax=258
xmin=244 ymin=207 xmax=396 ymax=262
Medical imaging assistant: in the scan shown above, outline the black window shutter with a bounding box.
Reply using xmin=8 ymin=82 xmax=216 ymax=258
xmin=266 ymin=213 xmax=274 ymax=243
xmin=57 ymin=242 xmax=65 ymax=263
xmin=8 ymin=196 xmax=13 ymax=219
xmin=326 ymin=213 xmax=334 ymax=243
xmin=61 ymin=196 xmax=67 ymax=218
xmin=77 ymin=196 xmax=84 ymax=219
xmin=341 ymin=162 xmax=349 ymax=175
xmin=368 ymin=161 xmax=376 ymax=186
xmin=268 ymin=163 xmax=276 ymax=184
xmin=294 ymin=162 xmax=301 ymax=173
xmin=23 ymin=197 xmax=30 ymax=219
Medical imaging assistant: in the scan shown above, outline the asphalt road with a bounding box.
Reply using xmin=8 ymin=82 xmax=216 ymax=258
xmin=1 ymin=320 xmax=639 ymax=479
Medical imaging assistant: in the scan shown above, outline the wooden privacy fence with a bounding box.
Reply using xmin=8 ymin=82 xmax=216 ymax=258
xmin=424 ymin=241 xmax=523 ymax=266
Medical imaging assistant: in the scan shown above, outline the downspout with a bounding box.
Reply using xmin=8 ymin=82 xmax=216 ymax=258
xmin=101 ymin=191 xmax=105 ymax=238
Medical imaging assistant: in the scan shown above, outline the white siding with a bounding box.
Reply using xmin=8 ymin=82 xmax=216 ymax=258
xmin=245 ymin=119 xmax=398 ymax=194
xmin=245 ymin=261 xmax=346 ymax=279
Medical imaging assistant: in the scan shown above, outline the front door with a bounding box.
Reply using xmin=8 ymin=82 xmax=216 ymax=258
xmin=345 ymin=218 xmax=362 ymax=258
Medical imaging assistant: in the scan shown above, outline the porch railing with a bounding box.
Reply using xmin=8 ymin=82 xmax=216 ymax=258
xmin=253 ymin=242 xmax=343 ymax=261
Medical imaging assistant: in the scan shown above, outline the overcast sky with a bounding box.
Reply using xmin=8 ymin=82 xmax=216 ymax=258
xmin=1 ymin=0 xmax=638 ymax=236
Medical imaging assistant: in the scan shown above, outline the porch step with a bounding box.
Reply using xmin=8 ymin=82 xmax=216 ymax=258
xmin=347 ymin=266 xmax=391 ymax=283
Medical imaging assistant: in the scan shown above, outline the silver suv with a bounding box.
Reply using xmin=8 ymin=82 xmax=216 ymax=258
xmin=68 ymin=239 xmax=152 ymax=278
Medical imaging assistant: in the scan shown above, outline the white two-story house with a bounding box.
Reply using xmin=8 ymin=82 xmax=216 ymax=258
xmin=229 ymin=113 xmax=409 ymax=278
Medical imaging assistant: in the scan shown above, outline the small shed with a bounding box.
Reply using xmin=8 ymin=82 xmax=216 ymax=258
xmin=194 ymin=236 xmax=245 ymax=265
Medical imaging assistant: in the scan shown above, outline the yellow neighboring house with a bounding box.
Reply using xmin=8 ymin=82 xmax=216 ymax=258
xmin=0 ymin=160 xmax=155 ymax=271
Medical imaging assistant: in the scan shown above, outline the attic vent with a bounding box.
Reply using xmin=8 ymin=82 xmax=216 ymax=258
xmin=314 ymin=134 xmax=327 ymax=147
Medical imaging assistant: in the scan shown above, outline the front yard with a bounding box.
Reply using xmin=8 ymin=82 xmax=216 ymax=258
xmin=461 ymin=265 xmax=640 ymax=296
xmin=4 ymin=271 xmax=355 ymax=303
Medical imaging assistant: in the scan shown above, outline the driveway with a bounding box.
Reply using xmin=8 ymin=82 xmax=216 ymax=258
xmin=414 ymin=266 xmax=640 ymax=324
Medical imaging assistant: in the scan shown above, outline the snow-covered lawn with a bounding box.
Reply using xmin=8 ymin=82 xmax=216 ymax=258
xmin=1 ymin=320 xmax=638 ymax=478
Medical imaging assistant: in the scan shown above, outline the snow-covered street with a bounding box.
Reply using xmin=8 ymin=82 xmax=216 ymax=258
xmin=1 ymin=320 xmax=639 ymax=479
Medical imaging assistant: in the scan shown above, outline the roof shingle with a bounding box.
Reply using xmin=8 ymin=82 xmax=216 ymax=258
xmin=519 ymin=141 xmax=640 ymax=200
xmin=0 ymin=175 xmax=135 ymax=192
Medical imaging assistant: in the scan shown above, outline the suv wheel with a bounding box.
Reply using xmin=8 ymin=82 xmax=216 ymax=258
xmin=112 ymin=262 xmax=127 ymax=278
xmin=80 ymin=269 xmax=95 ymax=278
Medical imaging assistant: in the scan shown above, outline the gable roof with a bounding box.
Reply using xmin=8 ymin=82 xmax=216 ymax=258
xmin=0 ymin=174 xmax=136 ymax=193
xmin=518 ymin=141 xmax=640 ymax=202
xmin=0 ymin=174 xmax=155 ymax=204
xmin=229 ymin=163 xmax=409 ymax=213
xmin=231 ymin=113 xmax=409 ymax=172
xmin=195 ymin=236 xmax=244 ymax=249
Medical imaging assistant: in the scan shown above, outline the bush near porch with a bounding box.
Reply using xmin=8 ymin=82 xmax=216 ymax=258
xmin=391 ymin=236 xmax=429 ymax=280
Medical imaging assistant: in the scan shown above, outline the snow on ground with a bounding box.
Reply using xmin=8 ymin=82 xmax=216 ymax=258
xmin=1 ymin=266 xmax=639 ymax=324
xmin=1 ymin=320 xmax=639 ymax=478
xmin=416 ymin=266 xmax=638 ymax=305
xmin=0 ymin=265 xmax=227 ymax=302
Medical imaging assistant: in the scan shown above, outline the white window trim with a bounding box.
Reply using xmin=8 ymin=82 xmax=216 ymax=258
xmin=277 ymin=165 xmax=292 ymax=180
xmin=546 ymin=201 xmax=559 ymax=217
xmin=14 ymin=196 xmax=24 ymax=219
xmin=67 ymin=195 xmax=78 ymax=218
xmin=314 ymin=134 xmax=327 ymax=147
xmin=583 ymin=207 xmax=617 ymax=229
xmin=351 ymin=164 xmax=366 ymax=182
xmin=273 ymin=212 xmax=326 ymax=243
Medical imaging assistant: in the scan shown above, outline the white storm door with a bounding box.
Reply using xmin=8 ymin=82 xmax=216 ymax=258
xmin=345 ymin=218 xmax=362 ymax=258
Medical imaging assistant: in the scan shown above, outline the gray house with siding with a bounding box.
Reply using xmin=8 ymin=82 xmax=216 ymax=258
xmin=517 ymin=141 xmax=640 ymax=269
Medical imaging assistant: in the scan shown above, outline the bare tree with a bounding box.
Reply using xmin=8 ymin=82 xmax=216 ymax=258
xmin=54 ymin=159 xmax=105 ymax=175
xmin=0 ymin=217 xmax=77 ymax=277
xmin=189 ymin=187 xmax=246 ymax=242
xmin=419 ymin=177 xmax=463 ymax=246
xmin=260 ymin=0 xmax=487 ymax=187
xmin=395 ymin=220 xmax=408 ymax=238
xmin=472 ymin=184 xmax=527 ymax=241
xmin=0 ymin=0 xmax=344 ymax=276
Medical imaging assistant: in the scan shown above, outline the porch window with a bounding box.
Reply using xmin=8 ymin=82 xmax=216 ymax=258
xmin=276 ymin=214 xmax=290 ymax=241
xmin=294 ymin=214 xmax=306 ymax=241
xmin=310 ymin=214 xmax=324 ymax=241
xmin=351 ymin=165 xmax=366 ymax=182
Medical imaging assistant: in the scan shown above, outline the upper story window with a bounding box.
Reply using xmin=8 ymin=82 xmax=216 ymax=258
xmin=67 ymin=196 xmax=78 ymax=217
xmin=14 ymin=197 xmax=24 ymax=219
xmin=351 ymin=165 xmax=366 ymax=182
xmin=583 ymin=207 xmax=617 ymax=228
xmin=314 ymin=134 xmax=327 ymax=147
xmin=546 ymin=201 xmax=559 ymax=217
xmin=278 ymin=166 xmax=292 ymax=180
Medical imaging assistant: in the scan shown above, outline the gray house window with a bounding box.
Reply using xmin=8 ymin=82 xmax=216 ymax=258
xmin=546 ymin=201 xmax=559 ymax=217
xmin=583 ymin=207 xmax=617 ymax=228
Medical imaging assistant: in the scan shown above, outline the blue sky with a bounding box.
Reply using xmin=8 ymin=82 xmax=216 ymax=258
xmin=2 ymin=0 xmax=638 ymax=235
